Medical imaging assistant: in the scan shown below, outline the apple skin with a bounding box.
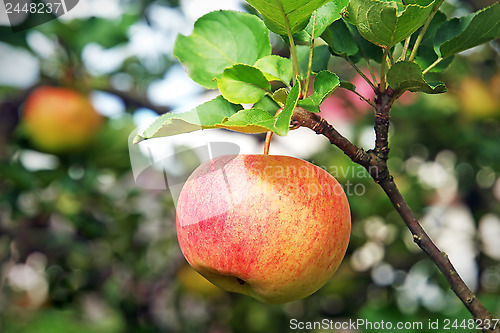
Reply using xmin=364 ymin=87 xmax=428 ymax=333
xmin=22 ymin=86 xmax=103 ymax=153
xmin=176 ymin=154 xmax=351 ymax=304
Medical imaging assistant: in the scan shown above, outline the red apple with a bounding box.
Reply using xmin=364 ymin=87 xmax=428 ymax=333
xmin=176 ymin=154 xmax=351 ymax=303
xmin=22 ymin=86 xmax=103 ymax=153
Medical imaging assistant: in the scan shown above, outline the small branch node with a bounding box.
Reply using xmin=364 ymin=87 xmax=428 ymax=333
xmin=353 ymin=148 xmax=367 ymax=164
xmin=413 ymin=234 xmax=421 ymax=244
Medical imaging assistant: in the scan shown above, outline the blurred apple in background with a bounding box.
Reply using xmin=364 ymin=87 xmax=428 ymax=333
xmin=176 ymin=154 xmax=351 ymax=304
xmin=177 ymin=263 xmax=223 ymax=298
xmin=21 ymin=86 xmax=103 ymax=153
xmin=456 ymin=76 xmax=499 ymax=120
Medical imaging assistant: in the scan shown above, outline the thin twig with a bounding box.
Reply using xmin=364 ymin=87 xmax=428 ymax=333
xmin=346 ymin=57 xmax=377 ymax=90
xmin=422 ymin=57 xmax=444 ymax=75
xmin=408 ymin=0 xmax=445 ymax=62
xmin=346 ymin=23 xmax=378 ymax=84
xmin=339 ymin=85 xmax=376 ymax=108
xmin=377 ymin=176 xmax=498 ymax=332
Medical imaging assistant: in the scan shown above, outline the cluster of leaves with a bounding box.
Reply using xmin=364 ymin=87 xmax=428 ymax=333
xmin=137 ymin=0 xmax=500 ymax=143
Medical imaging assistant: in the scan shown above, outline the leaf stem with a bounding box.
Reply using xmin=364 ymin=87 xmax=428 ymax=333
xmin=422 ymin=57 xmax=443 ymax=75
xmin=387 ymin=49 xmax=394 ymax=67
xmin=379 ymin=47 xmax=390 ymax=93
xmin=408 ymin=0 xmax=445 ymax=62
xmin=340 ymin=85 xmax=376 ymax=108
xmin=354 ymin=89 xmax=376 ymax=108
xmin=305 ymin=12 xmax=317 ymax=97
xmin=366 ymin=61 xmax=378 ymax=85
xmin=277 ymin=0 xmax=299 ymax=85
xmin=345 ymin=23 xmax=378 ymax=84
xmin=399 ymin=36 xmax=412 ymax=62
xmin=347 ymin=57 xmax=377 ymax=90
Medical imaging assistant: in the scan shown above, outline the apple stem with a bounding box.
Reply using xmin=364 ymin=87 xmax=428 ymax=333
xmin=264 ymin=131 xmax=273 ymax=155
xmin=263 ymin=107 xmax=284 ymax=155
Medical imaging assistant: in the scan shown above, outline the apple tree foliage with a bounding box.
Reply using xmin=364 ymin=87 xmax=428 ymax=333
xmin=136 ymin=0 xmax=500 ymax=142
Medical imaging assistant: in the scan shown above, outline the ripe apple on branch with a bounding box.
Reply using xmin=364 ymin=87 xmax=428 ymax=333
xmin=176 ymin=154 xmax=351 ymax=304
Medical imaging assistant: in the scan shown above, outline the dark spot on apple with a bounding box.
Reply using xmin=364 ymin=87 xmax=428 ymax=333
xmin=237 ymin=278 xmax=245 ymax=285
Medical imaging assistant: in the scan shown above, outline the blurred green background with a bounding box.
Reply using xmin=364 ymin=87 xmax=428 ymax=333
xmin=1 ymin=0 xmax=499 ymax=332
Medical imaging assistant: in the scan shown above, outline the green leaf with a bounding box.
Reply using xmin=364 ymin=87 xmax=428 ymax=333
xmin=322 ymin=20 xmax=383 ymax=63
xmin=134 ymin=96 xmax=243 ymax=142
xmin=437 ymin=3 xmax=500 ymax=59
xmin=253 ymin=95 xmax=280 ymax=115
xmin=173 ymin=10 xmax=271 ymax=89
xmin=433 ymin=17 xmax=469 ymax=57
xmin=217 ymin=64 xmax=272 ymax=104
xmin=275 ymin=81 xmax=301 ymax=135
xmin=245 ymin=0 xmax=331 ymax=35
xmin=298 ymin=70 xmax=340 ymax=112
xmin=71 ymin=15 xmax=136 ymax=50
xmin=39 ymin=16 xmax=136 ymax=55
xmin=351 ymin=23 xmax=385 ymax=63
xmin=387 ymin=61 xmax=446 ymax=94
xmin=215 ymin=108 xmax=277 ymax=134
xmin=293 ymin=0 xmax=350 ymax=42
xmin=322 ymin=19 xmax=359 ymax=57
xmin=345 ymin=0 xmax=436 ymax=48
xmin=339 ymin=80 xmax=356 ymax=92
xmin=272 ymin=88 xmax=289 ymax=106
xmin=217 ymin=81 xmax=301 ymax=136
xmin=254 ymin=55 xmax=293 ymax=85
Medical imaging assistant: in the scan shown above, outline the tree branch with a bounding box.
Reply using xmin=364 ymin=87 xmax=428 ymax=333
xmin=373 ymin=87 xmax=395 ymax=161
xmin=291 ymin=107 xmax=371 ymax=167
xmin=98 ymin=87 xmax=172 ymax=115
xmin=291 ymin=90 xmax=499 ymax=332
xmin=377 ymin=176 xmax=497 ymax=331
